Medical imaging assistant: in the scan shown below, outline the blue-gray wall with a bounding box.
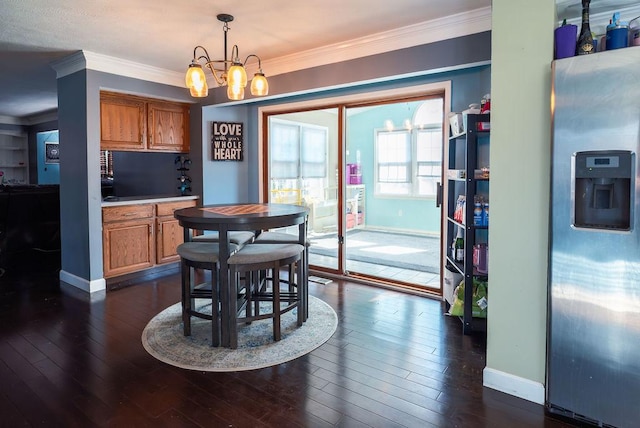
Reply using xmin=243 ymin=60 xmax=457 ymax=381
xmin=200 ymin=105 xmax=251 ymax=204
xmin=57 ymin=67 xmax=195 ymax=284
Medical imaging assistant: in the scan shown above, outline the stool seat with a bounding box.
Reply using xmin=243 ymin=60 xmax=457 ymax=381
xmin=228 ymin=243 xmax=303 ymax=265
xmin=177 ymin=241 xmax=233 ymax=263
xmin=193 ymin=231 xmax=255 ymax=246
xmin=255 ymin=231 xmax=309 ymax=245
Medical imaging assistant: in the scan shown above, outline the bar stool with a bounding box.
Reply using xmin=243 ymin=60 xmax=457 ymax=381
xmin=177 ymin=241 xmax=238 ymax=346
xmin=254 ymin=230 xmax=310 ymax=321
xmin=227 ymin=243 xmax=305 ymax=349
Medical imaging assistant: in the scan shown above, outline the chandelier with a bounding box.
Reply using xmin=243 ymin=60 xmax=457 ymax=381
xmin=185 ymin=13 xmax=269 ymax=100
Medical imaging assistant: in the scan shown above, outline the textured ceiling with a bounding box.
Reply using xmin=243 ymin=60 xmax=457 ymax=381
xmin=0 ymin=0 xmax=491 ymax=120
xmin=2 ymin=1 xmax=632 ymax=120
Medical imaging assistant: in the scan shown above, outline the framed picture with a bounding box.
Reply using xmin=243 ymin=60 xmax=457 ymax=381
xmin=211 ymin=121 xmax=244 ymax=161
xmin=45 ymin=142 xmax=60 ymax=164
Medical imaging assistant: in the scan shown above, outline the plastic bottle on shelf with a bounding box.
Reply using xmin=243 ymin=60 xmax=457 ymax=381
xmin=482 ymin=202 xmax=489 ymax=227
xmin=451 ymin=237 xmax=456 ymax=260
xmin=473 ymin=201 xmax=483 ymax=226
xmin=454 ymin=227 xmax=464 ymax=263
xmin=480 ymin=94 xmax=491 ymax=114
xmin=478 ymin=94 xmax=491 ymax=130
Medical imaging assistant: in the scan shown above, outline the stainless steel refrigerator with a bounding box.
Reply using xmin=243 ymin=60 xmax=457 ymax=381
xmin=547 ymin=47 xmax=640 ymax=428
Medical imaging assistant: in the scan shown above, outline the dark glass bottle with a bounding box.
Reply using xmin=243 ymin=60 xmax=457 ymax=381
xmin=576 ymin=0 xmax=594 ymax=55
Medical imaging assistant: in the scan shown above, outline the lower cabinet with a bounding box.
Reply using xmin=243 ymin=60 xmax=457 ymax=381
xmin=155 ymin=200 xmax=194 ymax=264
xmin=102 ymin=199 xmax=196 ymax=278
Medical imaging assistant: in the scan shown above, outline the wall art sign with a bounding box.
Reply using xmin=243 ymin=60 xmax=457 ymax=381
xmin=45 ymin=142 xmax=60 ymax=164
xmin=212 ymin=121 xmax=244 ymax=161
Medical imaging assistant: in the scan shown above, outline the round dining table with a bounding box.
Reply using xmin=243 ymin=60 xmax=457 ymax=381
xmin=174 ymin=203 xmax=309 ymax=348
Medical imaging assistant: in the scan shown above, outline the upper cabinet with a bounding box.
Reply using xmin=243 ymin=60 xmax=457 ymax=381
xmin=147 ymin=101 xmax=190 ymax=152
xmin=100 ymin=91 xmax=190 ymax=153
xmin=100 ymin=93 xmax=146 ymax=150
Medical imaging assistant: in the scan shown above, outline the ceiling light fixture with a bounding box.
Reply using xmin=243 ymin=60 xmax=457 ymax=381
xmin=185 ymin=13 xmax=269 ymax=100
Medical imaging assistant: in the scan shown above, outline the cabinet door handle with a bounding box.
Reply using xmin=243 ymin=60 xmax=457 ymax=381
xmin=435 ymin=181 xmax=442 ymax=207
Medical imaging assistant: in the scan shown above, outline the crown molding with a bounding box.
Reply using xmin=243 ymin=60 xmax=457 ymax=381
xmin=0 ymin=110 xmax=58 ymax=126
xmin=48 ymin=7 xmax=492 ymax=90
xmin=51 ymin=51 xmax=185 ymax=87
xmin=262 ymin=6 xmax=492 ymax=77
xmin=0 ymin=115 xmax=22 ymax=125
xmin=24 ymin=110 xmax=59 ymax=125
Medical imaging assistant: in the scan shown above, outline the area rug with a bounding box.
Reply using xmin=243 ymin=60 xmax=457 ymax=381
xmin=141 ymin=296 xmax=337 ymax=372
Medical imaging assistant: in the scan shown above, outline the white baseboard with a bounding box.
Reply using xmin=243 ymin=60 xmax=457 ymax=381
xmin=483 ymin=367 xmax=545 ymax=405
xmin=59 ymin=270 xmax=106 ymax=293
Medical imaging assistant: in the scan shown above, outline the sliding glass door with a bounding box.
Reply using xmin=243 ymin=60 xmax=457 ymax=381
xmin=263 ymin=88 xmax=446 ymax=293
xmin=343 ymin=98 xmax=443 ymax=288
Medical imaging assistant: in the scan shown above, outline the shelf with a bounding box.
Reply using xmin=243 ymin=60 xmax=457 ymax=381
xmin=0 ymin=164 xmax=26 ymax=168
xmin=447 ymin=169 xmax=490 ymax=180
xmin=446 ymin=256 xmax=464 ymax=275
xmin=449 ymin=122 xmax=490 ymax=141
xmin=445 ymin=113 xmax=489 ymax=335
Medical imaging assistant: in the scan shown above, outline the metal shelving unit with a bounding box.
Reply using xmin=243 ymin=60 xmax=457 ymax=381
xmin=445 ymin=114 xmax=490 ymax=334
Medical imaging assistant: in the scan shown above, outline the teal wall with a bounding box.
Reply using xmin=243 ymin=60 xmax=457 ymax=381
xmin=36 ymin=130 xmax=60 ymax=184
xmin=347 ymin=103 xmax=437 ymax=233
xmin=345 ymin=67 xmax=491 ymax=234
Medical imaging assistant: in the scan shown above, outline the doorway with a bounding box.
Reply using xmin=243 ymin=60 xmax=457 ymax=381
xmin=259 ymin=83 xmax=451 ymax=294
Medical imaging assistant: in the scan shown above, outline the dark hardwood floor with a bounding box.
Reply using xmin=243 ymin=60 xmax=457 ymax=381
xmin=0 ymin=260 xmax=582 ymax=428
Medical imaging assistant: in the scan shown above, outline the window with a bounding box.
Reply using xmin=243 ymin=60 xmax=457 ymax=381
xmin=269 ymin=118 xmax=328 ymax=201
xmin=374 ymin=98 xmax=443 ymax=197
xmin=377 ymin=131 xmax=410 ymax=183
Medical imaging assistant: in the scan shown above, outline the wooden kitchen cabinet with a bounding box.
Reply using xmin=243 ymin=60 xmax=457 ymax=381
xmin=100 ymin=91 xmax=190 ymax=153
xmin=100 ymin=93 xmax=146 ymax=151
xmin=147 ymin=101 xmax=190 ymax=152
xmin=102 ymin=199 xmax=197 ymax=278
xmin=155 ymin=199 xmax=196 ymax=264
xmin=102 ymin=204 xmax=155 ymax=278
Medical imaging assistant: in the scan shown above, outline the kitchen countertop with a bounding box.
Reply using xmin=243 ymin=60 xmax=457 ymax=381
xmin=101 ymin=194 xmax=198 ymax=207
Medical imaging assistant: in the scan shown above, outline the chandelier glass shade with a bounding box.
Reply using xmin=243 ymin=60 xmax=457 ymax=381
xmin=185 ymin=14 xmax=269 ymax=100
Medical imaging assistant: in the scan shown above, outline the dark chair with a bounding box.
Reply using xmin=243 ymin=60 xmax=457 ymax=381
xmin=227 ymin=243 xmax=305 ymax=349
xmin=177 ymin=241 xmax=238 ymax=346
xmin=254 ymin=230 xmax=310 ymax=321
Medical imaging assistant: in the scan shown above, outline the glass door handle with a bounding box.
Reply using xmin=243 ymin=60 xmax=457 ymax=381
xmin=436 ymin=182 xmax=442 ymax=207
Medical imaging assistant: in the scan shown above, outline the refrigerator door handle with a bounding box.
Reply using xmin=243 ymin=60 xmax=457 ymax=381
xmin=436 ymin=181 xmax=442 ymax=207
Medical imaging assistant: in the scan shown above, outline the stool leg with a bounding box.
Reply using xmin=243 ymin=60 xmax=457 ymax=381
xmin=295 ymin=258 xmax=304 ymax=327
xmin=273 ymin=262 xmax=281 ymax=342
xmin=182 ymin=258 xmax=192 ymax=336
xmin=229 ymin=266 xmax=239 ymax=349
xmin=211 ymin=262 xmax=220 ymax=347
xmin=253 ymin=270 xmax=260 ymax=316
xmin=303 ymin=245 xmax=309 ymax=320
xmin=245 ymin=270 xmax=253 ymax=321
